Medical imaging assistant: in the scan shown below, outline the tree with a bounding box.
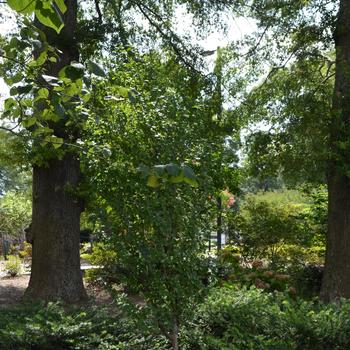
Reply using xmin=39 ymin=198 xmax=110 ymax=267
xmin=321 ymin=0 xmax=350 ymax=301
xmin=223 ymin=0 xmax=350 ymax=300
xmin=1 ymin=0 xmax=233 ymax=302
xmin=80 ymin=50 xmax=240 ymax=349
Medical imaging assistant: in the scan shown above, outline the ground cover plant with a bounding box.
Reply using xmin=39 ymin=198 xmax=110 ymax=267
xmin=2 ymin=288 xmax=350 ymax=350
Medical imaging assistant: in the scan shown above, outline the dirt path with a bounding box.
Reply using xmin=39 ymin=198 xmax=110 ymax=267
xmin=0 ymin=275 xmax=114 ymax=308
xmin=0 ymin=275 xmax=30 ymax=306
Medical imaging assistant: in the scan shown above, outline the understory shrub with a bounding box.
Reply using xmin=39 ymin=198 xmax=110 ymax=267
xmin=0 ymin=302 xmax=167 ymax=350
xmin=0 ymin=191 xmax=31 ymax=238
xmin=4 ymin=255 xmax=22 ymax=276
xmin=227 ymin=190 xmax=326 ymax=273
xmin=182 ymin=287 xmax=350 ymax=350
xmin=2 ymin=289 xmax=350 ymax=350
xmin=228 ymin=196 xmax=311 ymax=264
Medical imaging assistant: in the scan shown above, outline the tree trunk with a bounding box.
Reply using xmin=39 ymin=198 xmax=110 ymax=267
xmin=171 ymin=318 xmax=179 ymax=350
xmin=217 ymin=196 xmax=222 ymax=251
xmin=24 ymin=0 xmax=86 ymax=302
xmin=25 ymin=154 xmax=86 ymax=302
xmin=321 ymin=0 xmax=350 ymax=301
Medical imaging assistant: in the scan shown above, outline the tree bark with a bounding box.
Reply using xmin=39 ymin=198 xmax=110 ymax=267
xmin=24 ymin=0 xmax=87 ymax=302
xmin=321 ymin=0 xmax=350 ymax=301
xmin=25 ymin=154 xmax=86 ymax=302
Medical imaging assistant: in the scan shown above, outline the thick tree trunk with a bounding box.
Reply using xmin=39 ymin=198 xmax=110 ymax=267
xmin=321 ymin=0 xmax=350 ymax=301
xmin=24 ymin=0 xmax=86 ymax=302
xmin=25 ymin=154 xmax=86 ymax=302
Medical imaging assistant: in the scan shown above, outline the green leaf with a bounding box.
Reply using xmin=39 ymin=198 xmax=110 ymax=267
xmin=4 ymin=98 xmax=16 ymax=110
xmin=183 ymin=165 xmax=198 ymax=187
xmin=22 ymin=116 xmax=37 ymax=127
xmin=35 ymin=1 xmax=64 ymax=33
xmin=169 ymin=171 xmax=184 ymax=184
xmin=9 ymin=37 xmax=20 ymax=49
xmin=10 ymin=84 xmax=33 ymax=96
xmin=87 ymin=60 xmax=106 ymax=77
xmin=37 ymin=87 xmax=49 ymax=99
xmin=169 ymin=172 xmax=184 ymax=184
xmin=137 ymin=165 xmax=150 ymax=179
xmin=54 ymin=103 xmax=65 ymax=118
xmin=147 ymin=174 xmax=160 ymax=188
xmin=7 ymin=0 xmax=36 ymax=14
xmin=44 ymin=135 xmax=64 ymax=148
xmin=18 ymin=84 xmax=33 ymax=94
xmin=53 ymin=0 xmax=67 ymax=14
xmin=52 ymin=137 xmax=64 ymax=148
xmin=115 ymin=86 xmax=129 ymax=97
xmin=58 ymin=62 xmax=84 ymax=81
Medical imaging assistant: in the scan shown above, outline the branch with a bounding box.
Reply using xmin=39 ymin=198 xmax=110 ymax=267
xmin=135 ymin=3 xmax=201 ymax=74
xmin=264 ymin=49 xmax=297 ymax=82
xmin=308 ymin=72 xmax=335 ymax=97
xmin=0 ymin=124 xmax=22 ymax=136
xmin=243 ymin=23 xmax=271 ymax=57
xmin=94 ymin=0 xmax=103 ymax=23
xmin=0 ymin=53 xmax=25 ymax=65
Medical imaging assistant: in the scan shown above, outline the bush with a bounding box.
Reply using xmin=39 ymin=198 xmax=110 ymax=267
xmin=2 ymin=289 xmax=350 ymax=350
xmin=0 ymin=302 xmax=167 ymax=350
xmin=18 ymin=242 xmax=32 ymax=263
xmin=228 ymin=196 xmax=311 ymax=264
xmin=81 ymin=242 xmax=118 ymax=282
xmin=0 ymin=191 xmax=31 ymax=238
xmin=182 ymin=287 xmax=350 ymax=350
xmin=227 ymin=190 xmax=327 ymax=275
xmin=4 ymin=255 xmax=22 ymax=277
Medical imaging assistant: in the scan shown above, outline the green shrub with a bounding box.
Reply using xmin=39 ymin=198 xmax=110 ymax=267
xmin=4 ymin=255 xmax=22 ymax=277
xmin=0 ymin=191 xmax=31 ymax=238
xmin=0 ymin=302 xmax=167 ymax=350
xmin=228 ymin=191 xmax=326 ymax=274
xmin=228 ymin=196 xmax=311 ymax=264
xmin=18 ymin=242 xmax=32 ymax=263
xmin=182 ymin=287 xmax=350 ymax=350
xmin=2 ymin=290 xmax=350 ymax=350
xmin=81 ymin=242 xmax=118 ymax=282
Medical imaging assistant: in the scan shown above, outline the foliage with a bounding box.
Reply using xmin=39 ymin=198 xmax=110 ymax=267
xmin=223 ymin=0 xmax=336 ymax=185
xmin=0 ymin=190 xmax=31 ymax=238
xmin=6 ymin=0 xmax=67 ymax=33
xmin=4 ymin=255 xmax=22 ymax=276
xmin=18 ymin=241 xmax=32 ymax=262
xmin=182 ymin=287 xmax=350 ymax=350
xmin=292 ymin=264 xmax=324 ymax=300
xmin=78 ymin=51 xmax=229 ymax=347
xmin=0 ymin=302 xmax=167 ymax=350
xmin=300 ymin=185 xmax=328 ymax=241
xmin=0 ymin=131 xmax=31 ymax=196
xmin=81 ymin=242 xmax=117 ymax=282
xmin=214 ymin=248 xmax=293 ymax=294
xmin=228 ymin=193 xmax=312 ymax=265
